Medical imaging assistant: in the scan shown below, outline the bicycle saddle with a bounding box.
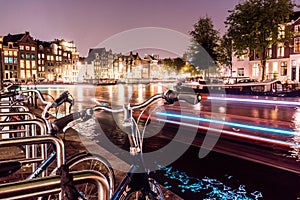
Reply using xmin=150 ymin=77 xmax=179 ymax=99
xmin=0 ymin=161 xmax=22 ymax=178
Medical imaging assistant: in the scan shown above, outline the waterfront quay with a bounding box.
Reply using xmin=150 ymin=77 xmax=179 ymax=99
xmin=1 ymin=83 xmax=300 ymax=199
xmin=37 ymin=83 xmax=300 ymax=199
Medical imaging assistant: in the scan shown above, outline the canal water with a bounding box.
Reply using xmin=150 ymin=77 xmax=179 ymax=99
xmin=32 ymin=83 xmax=300 ymax=199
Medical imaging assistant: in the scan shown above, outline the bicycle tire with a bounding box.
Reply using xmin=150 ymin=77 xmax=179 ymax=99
xmin=125 ymin=178 xmax=164 ymax=200
xmin=47 ymin=154 xmax=115 ymax=200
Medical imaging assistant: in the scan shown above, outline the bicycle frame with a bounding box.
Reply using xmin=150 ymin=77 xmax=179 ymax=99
xmin=93 ymin=94 xmax=165 ymax=199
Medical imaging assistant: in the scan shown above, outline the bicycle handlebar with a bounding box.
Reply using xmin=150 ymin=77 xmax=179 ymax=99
xmin=51 ymin=91 xmax=74 ymax=108
xmin=52 ymin=90 xmax=201 ymax=132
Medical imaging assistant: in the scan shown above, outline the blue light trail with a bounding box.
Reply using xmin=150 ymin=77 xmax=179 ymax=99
xmin=156 ymin=118 xmax=299 ymax=147
xmin=156 ymin=112 xmax=298 ymax=137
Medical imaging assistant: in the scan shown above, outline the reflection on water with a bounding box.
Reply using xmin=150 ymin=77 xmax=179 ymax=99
xmin=33 ymin=83 xmax=300 ymax=199
xmin=290 ymin=108 xmax=300 ymax=161
xmin=159 ymin=166 xmax=263 ymax=200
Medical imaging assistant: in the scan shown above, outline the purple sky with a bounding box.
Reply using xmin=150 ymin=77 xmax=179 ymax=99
xmin=1 ymin=0 xmax=300 ymax=57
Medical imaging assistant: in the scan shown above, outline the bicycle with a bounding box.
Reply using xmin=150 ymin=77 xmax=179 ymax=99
xmin=50 ymin=89 xmax=201 ymax=199
xmin=0 ymin=88 xmax=115 ymax=199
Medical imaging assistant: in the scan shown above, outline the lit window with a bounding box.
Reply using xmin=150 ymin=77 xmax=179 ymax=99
xmin=31 ymin=46 xmax=35 ymax=51
xmin=294 ymin=37 xmax=300 ymax=52
xmin=20 ymin=60 xmax=25 ymax=68
xmin=20 ymin=70 xmax=25 ymax=78
xmin=252 ymin=64 xmax=259 ymax=77
xmin=14 ymin=58 xmax=17 ymax=64
xmin=20 ymin=53 xmax=25 ymax=59
xmin=278 ymin=25 xmax=285 ymax=39
xmin=13 ymin=51 xmax=17 ymax=56
xmin=8 ymin=57 xmax=13 ymax=64
xmin=295 ymin=25 xmax=300 ymax=33
xmin=277 ymin=44 xmax=284 ymax=57
xmin=267 ymin=46 xmax=272 ymax=58
xmin=32 ymin=61 xmax=36 ymax=68
xmin=26 ymin=53 xmax=30 ymax=59
xmin=19 ymin=45 xmax=24 ymax=50
xmin=281 ymin=61 xmax=287 ymax=76
xmin=26 ymin=46 xmax=30 ymax=51
xmin=4 ymin=51 xmax=8 ymax=56
xmin=9 ymin=51 xmax=13 ymax=56
xmin=237 ymin=55 xmax=245 ymax=60
xmin=26 ymin=70 xmax=31 ymax=78
xmin=4 ymin=57 xmax=8 ymax=63
xmin=26 ymin=60 xmax=30 ymax=69
xmin=31 ymin=54 xmax=35 ymax=59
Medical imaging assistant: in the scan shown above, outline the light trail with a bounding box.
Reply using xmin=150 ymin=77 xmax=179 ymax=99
xmin=207 ymin=96 xmax=300 ymax=106
xmin=156 ymin=118 xmax=299 ymax=147
xmin=156 ymin=112 xmax=299 ymax=137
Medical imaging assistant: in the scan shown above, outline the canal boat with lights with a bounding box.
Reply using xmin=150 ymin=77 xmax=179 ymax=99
xmin=176 ymin=77 xmax=300 ymax=97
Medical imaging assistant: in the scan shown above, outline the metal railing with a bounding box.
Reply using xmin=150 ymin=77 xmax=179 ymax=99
xmin=0 ymin=170 xmax=109 ymax=200
xmin=0 ymin=136 xmax=64 ymax=177
xmin=0 ymin=112 xmax=37 ymax=160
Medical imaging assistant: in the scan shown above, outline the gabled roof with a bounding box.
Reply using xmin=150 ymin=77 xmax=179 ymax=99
xmin=35 ymin=40 xmax=52 ymax=48
xmin=3 ymin=33 xmax=25 ymax=46
xmin=86 ymin=48 xmax=107 ymax=63
xmin=291 ymin=11 xmax=300 ymax=22
xmin=3 ymin=32 xmax=35 ymax=46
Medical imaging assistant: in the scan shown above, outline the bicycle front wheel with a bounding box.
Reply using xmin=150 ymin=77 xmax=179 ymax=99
xmin=126 ymin=178 xmax=164 ymax=200
xmin=47 ymin=154 xmax=115 ymax=200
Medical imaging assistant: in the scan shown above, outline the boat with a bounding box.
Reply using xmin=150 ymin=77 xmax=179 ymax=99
xmin=95 ymin=78 xmax=119 ymax=86
xmin=175 ymin=77 xmax=300 ymax=97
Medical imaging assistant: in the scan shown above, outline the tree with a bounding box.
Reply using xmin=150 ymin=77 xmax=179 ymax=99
xmin=217 ymin=32 xmax=233 ymax=76
xmin=225 ymin=0 xmax=297 ymax=80
xmin=188 ymin=16 xmax=220 ymax=78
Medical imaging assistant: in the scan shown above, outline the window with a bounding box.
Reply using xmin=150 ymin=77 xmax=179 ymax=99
xmin=237 ymin=54 xmax=245 ymax=60
xmin=19 ymin=45 xmax=24 ymax=50
xmin=295 ymin=37 xmax=300 ymax=52
xmin=8 ymin=57 xmax=13 ymax=64
xmin=31 ymin=54 xmax=35 ymax=59
xmin=25 ymin=46 xmax=30 ymax=51
xmin=238 ymin=68 xmax=244 ymax=76
xmin=31 ymin=46 xmax=35 ymax=51
xmin=4 ymin=51 xmax=8 ymax=56
xmin=26 ymin=60 xmax=30 ymax=69
xmin=14 ymin=58 xmax=18 ymax=64
xmin=267 ymin=46 xmax=272 ymax=58
xmin=32 ymin=61 xmax=36 ymax=68
xmin=252 ymin=64 xmax=259 ymax=77
xmin=278 ymin=25 xmax=285 ymax=39
xmin=9 ymin=51 xmax=13 ymax=56
xmin=20 ymin=70 xmax=25 ymax=79
xmin=4 ymin=57 xmax=8 ymax=63
xmin=281 ymin=61 xmax=287 ymax=76
xmin=26 ymin=53 xmax=30 ymax=59
xmin=13 ymin=51 xmax=17 ymax=56
xmin=277 ymin=44 xmax=284 ymax=57
xmin=20 ymin=60 xmax=25 ymax=68
xmin=20 ymin=53 xmax=25 ymax=59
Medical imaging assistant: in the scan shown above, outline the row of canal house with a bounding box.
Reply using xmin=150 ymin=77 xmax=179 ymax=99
xmin=0 ymin=31 xmax=80 ymax=83
xmin=232 ymin=11 xmax=300 ymax=83
xmin=78 ymin=49 xmax=161 ymax=83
